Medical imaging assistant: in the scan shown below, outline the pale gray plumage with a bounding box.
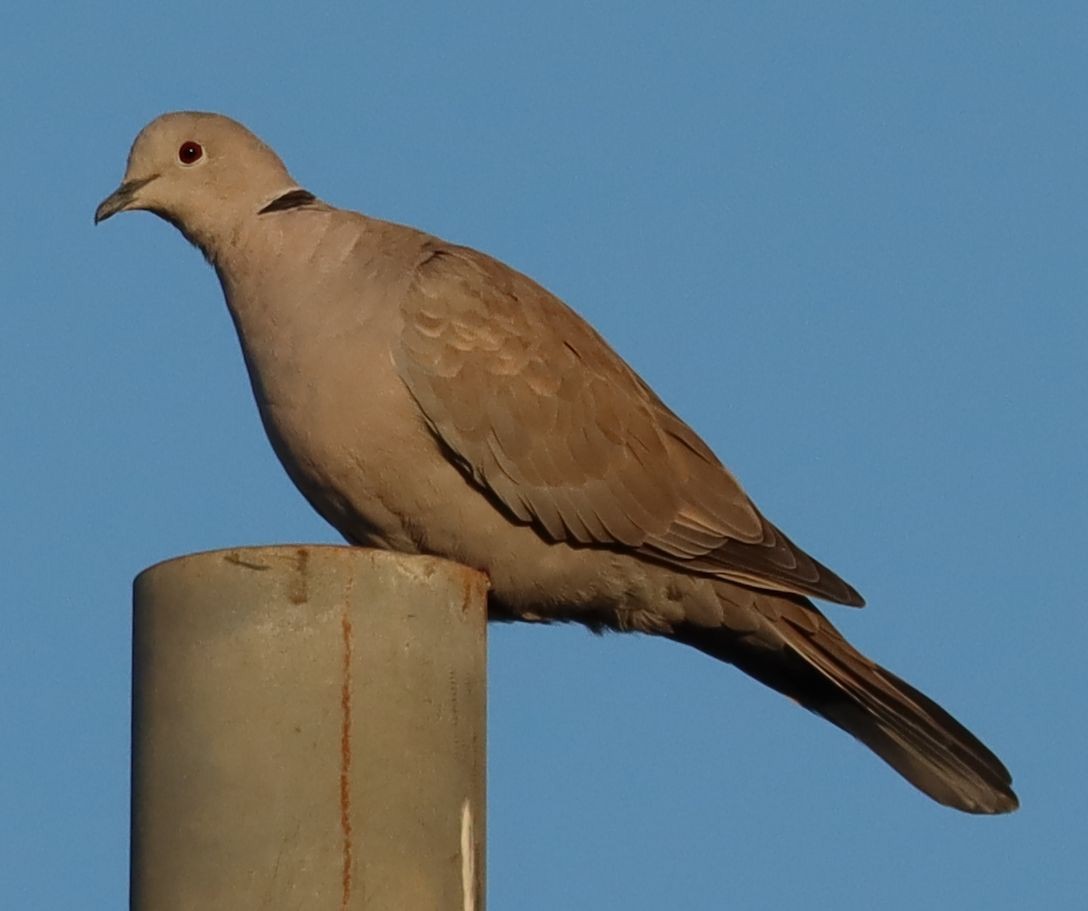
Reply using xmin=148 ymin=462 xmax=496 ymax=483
xmin=96 ymin=112 xmax=1017 ymax=814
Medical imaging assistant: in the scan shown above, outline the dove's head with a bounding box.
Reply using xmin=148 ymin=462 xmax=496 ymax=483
xmin=95 ymin=112 xmax=299 ymax=253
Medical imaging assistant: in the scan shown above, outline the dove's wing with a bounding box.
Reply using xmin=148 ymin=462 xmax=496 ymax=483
xmin=395 ymin=243 xmax=863 ymax=606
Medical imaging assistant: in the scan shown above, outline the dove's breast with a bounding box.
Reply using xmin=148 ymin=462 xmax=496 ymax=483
xmin=214 ymin=209 xmax=442 ymax=550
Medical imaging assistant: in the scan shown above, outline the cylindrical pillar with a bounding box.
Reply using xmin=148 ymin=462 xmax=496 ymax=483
xmin=131 ymin=545 xmax=488 ymax=911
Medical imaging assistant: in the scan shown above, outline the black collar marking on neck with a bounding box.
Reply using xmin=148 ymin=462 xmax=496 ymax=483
xmin=258 ymin=189 xmax=317 ymax=214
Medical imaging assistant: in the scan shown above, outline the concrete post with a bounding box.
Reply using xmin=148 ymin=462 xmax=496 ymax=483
xmin=131 ymin=545 xmax=488 ymax=911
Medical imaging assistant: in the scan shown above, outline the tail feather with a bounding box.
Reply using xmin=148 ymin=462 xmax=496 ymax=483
xmin=671 ymin=595 xmax=1018 ymax=814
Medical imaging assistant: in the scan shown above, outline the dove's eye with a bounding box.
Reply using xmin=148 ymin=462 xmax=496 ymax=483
xmin=178 ymin=141 xmax=203 ymax=165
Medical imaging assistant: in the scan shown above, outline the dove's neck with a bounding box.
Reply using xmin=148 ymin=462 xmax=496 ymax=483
xmin=210 ymin=204 xmax=418 ymax=370
xmin=173 ymin=184 xmax=301 ymax=267
xmin=210 ymin=213 xmax=302 ymax=343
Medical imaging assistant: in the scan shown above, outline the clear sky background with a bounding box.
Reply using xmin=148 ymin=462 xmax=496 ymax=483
xmin=2 ymin=3 xmax=1084 ymax=908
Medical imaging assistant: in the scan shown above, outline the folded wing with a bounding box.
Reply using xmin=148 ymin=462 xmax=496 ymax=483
xmin=396 ymin=243 xmax=863 ymax=606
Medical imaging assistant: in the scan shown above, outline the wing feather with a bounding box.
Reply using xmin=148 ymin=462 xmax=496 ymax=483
xmin=396 ymin=242 xmax=863 ymax=606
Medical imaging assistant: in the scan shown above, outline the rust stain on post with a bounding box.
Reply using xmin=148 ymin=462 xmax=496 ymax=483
xmin=339 ymin=598 xmax=354 ymax=911
xmin=462 ymin=568 xmax=489 ymax=615
xmin=289 ymin=548 xmax=311 ymax=605
xmin=222 ymin=551 xmax=270 ymax=571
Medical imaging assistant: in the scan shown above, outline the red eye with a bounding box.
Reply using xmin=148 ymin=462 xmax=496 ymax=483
xmin=178 ymin=141 xmax=203 ymax=164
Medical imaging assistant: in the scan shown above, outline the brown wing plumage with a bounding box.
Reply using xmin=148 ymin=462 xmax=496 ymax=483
xmin=396 ymin=242 xmax=863 ymax=606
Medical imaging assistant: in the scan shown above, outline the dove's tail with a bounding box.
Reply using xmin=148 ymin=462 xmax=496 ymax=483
xmin=669 ymin=592 xmax=1018 ymax=814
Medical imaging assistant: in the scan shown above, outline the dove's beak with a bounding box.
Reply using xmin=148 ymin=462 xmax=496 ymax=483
xmin=94 ymin=175 xmax=158 ymax=224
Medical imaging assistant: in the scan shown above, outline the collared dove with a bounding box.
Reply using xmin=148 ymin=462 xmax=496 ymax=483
xmin=96 ymin=111 xmax=1017 ymax=814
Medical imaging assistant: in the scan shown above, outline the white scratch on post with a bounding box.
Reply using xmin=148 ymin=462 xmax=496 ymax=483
xmin=460 ymin=797 xmax=476 ymax=911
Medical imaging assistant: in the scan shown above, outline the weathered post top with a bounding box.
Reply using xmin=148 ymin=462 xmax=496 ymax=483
xmin=131 ymin=545 xmax=488 ymax=911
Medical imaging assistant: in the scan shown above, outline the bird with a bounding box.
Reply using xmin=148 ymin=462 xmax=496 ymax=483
xmin=96 ymin=111 xmax=1016 ymax=814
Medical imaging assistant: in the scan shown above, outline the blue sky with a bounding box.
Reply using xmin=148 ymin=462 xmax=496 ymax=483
xmin=2 ymin=3 xmax=1084 ymax=908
